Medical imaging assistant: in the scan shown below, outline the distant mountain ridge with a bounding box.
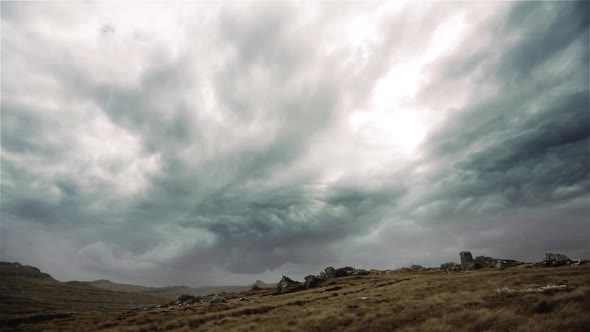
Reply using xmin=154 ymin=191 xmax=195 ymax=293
xmin=0 ymin=261 xmax=276 ymax=300
xmin=0 ymin=261 xmax=166 ymax=319
xmin=84 ymin=279 xmax=277 ymax=299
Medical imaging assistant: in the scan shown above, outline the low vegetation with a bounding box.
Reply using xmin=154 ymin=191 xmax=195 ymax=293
xmin=1 ymin=258 xmax=589 ymax=331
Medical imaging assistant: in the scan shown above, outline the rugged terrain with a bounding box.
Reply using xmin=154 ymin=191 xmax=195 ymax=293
xmin=84 ymin=279 xmax=275 ymax=301
xmin=1 ymin=260 xmax=589 ymax=331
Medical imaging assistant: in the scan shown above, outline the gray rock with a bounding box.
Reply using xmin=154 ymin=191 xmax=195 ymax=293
xmin=440 ymin=262 xmax=462 ymax=272
xmin=209 ymin=295 xmax=226 ymax=304
xmin=460 ymin=251 xmax=475 ymax=270
xmin=400 ymin=265 xmax=425 ymax=272
xmin=320 ymin=266 xmax=337 ymax=279
xmin=543 ymin=253 xmax=571 ymax=267
xmin=277 ymin=276 xmax=302 ymax=293
xmin=334 ymin=266 xmax=369 ymax=277
xmin=304 ymin=275 xmax=323 ymax=289
xmin=474 ymin=256 xmax=497 ymax=269
xmin=495 ymin=260 xmax=519 ymax=269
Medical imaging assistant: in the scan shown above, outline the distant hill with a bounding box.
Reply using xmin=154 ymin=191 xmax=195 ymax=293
xmin=6 ymin=263 xmax=590 ymax=332
xmin=250 ymin=279 xmax=276 ymax=289
xmin=0 ymin=262 xmax=166 ymax=320
xmin=0 ymin=261 xmax=277 ymax=314
xmin=0 ymin=262 xmax=55 ymax=280
xmin=84 ymin=279 xmax=276 ymax=299
xmin=85 ymin=279 xmax=162 ymax=294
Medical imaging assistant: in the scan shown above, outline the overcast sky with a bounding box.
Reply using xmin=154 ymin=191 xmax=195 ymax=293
xmin=1 ymin=1 xmax=588 ymax=287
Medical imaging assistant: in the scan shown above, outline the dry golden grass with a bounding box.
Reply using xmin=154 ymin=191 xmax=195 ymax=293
xmin=2 ymin=265 xmax=589 ymax=331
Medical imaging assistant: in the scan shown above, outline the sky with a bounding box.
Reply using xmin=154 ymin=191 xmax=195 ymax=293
xmin=1 ymin=1 xmax=588 ymax=287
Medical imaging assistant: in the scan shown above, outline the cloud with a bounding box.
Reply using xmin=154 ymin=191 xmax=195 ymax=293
xmin=1 ymin=1 xmax=588 ymax=286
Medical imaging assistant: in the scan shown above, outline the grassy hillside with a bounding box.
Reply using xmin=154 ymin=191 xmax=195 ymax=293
xmin=2 ymin=265 xmax=588 ymax=331
xmin=0 ymin=264 xmax=167 ymax=320
xmin=84 ymin=280 xmax=276 ymax=300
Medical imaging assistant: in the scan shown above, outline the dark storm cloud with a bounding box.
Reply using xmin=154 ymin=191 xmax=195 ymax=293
xmin=1 ymin=1 xmax=588 ymax=286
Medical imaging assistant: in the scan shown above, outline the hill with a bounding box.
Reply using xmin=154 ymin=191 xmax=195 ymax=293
xmin=0 ymin=262 xmax=167 ymax=321
xmin=1 ymin=261 xmax=588 ymax=331
xmin=82 ymin=279 xmax=276 ymax=300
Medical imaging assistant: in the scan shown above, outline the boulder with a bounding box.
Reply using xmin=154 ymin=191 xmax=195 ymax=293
xmin=277 ymin=276 xmax=302 ymax=293
xmin=400 ymin=265 xmax=424 ymax=272
xmin=320 ymin=266 xmax=337 ymax=279
xmin=334 ymin=266 xmax=369 ymax=277
xmin=209 ymin=295 xmax=226 ymax=304
xmin=440 ymin=262 xmax=462 ymax=272
xmin=495 ymin=259 xmax=521 ymax=269
xmin=543 ymin=253 xmax=571 ymax=267
xmin=304 ymin=275 xmax=323 ymax=289
xmin=474 ymin=256 xmax=497 ymax=269
xmin=460 ymin=251 xmax=475 ymax=270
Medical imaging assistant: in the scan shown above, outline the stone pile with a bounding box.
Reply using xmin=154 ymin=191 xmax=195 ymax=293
xmin=276 ymin=265 xmax=370 ymax=294
xmin=277 ymin=276 xmax=303 ymax=293
xmin=543 ymin=253 xmax=571 ymax=267
xmin=209 ymin=294 xmax=227 ymax=304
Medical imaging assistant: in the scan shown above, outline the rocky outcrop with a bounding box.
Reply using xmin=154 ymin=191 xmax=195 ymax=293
xmin=319 ymin=267 xmax=336 ymax=279
xmin=209 ymin=294 xmax=227 ymax=304
xmin=474 ymin=256 xmax=497 ymax=269
xmin=277 ymin=276 xmax=302 ymax=293
xmin=460 ymin=251 xmax=475 ymax=270
xmin=304 ymin=275 xmax=323 ymax=289
xmin=318 ymin=266 xmax=368 ymax=279
xmin=497 ymin=284 xmax=568 ymax=294
xmin=161 ymin=295 xmax=204 ymax=308
xmin=178 ymin=295 xmax=201 ymax=304
xmin=333 ymin=266 xmax=369 ymax=277
xmin=440 ymin=262 xmax=462 ymax=272
xmin=400 ymin=265 xmax=425 ymax=272
xmin=0 ymin=262 xmax=54 ymax=280
xmin=495 ymin=259 xmax=521 ymax=269
xmin=543 ymin=253 xmax=571 ymax=267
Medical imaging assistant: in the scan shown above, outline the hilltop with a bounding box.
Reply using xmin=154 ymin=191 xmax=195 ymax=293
xmin=1 ymin=253 xmax=589 ymax=331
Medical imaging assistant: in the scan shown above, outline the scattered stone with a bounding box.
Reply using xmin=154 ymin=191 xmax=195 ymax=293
xmin=460 ymin=251 xmax=475 ymax=270
xmin=497 ymin=284 xmax=568 ymax=294
xmin=334 ymin=266 xmax=369 ymax=277
xmin=239 ymin=297 xmax=248 ymax=301
xmin=496 ymin=287 xmax=517 ymax=294
xmin=277 ymin=276 xmax=302 ymax=293
xmin=526 ymin=285 xmax=568 ymax=293
xmin=209 ymin=295 xmax=226 ymax=304
xmin=400 ymin=265 xmax=425 ymax=272
xmin=543 ymin=253 xmax=571 ymax=267
xmin=440 ymin=262 xmax=462 ymax=272
xmin=319 ymin=266 xmax=368 ymax=279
